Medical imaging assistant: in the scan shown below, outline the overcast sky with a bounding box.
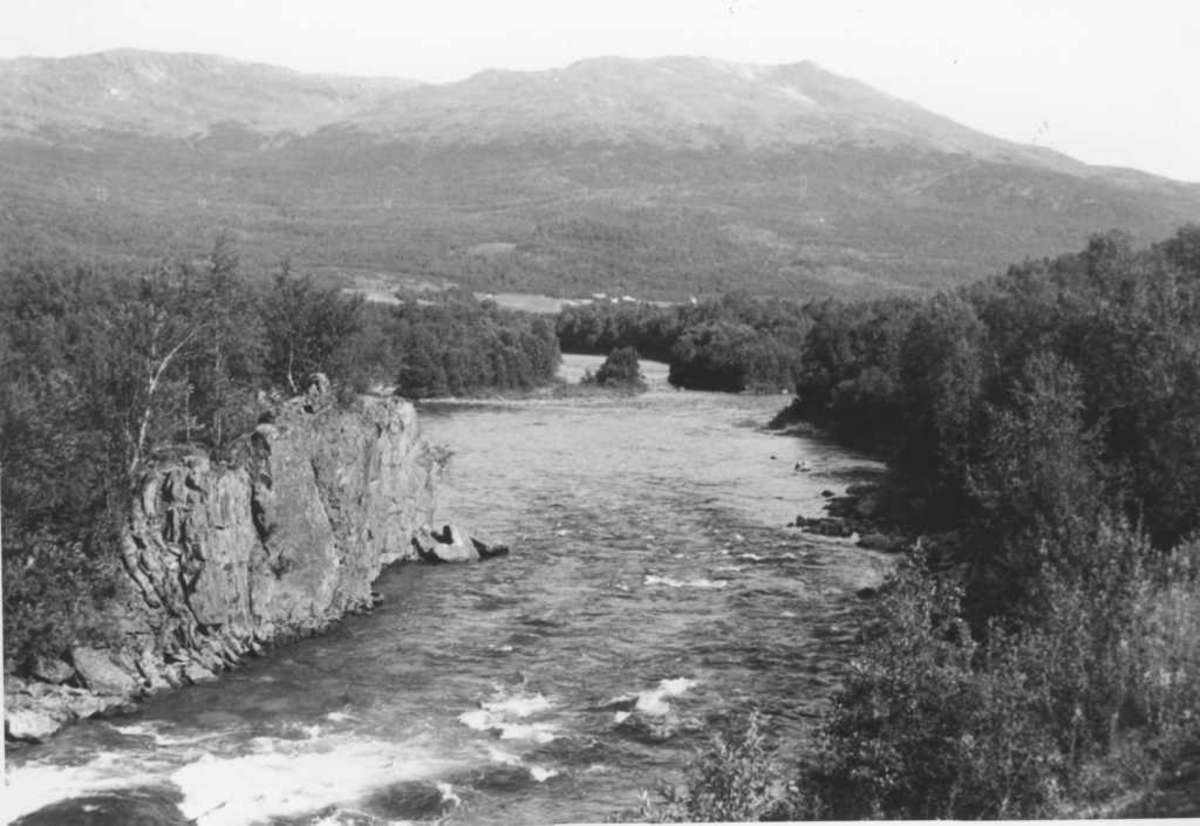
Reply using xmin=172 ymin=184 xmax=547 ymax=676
xmin=3 ymin=0 xmax=1197 ymax=182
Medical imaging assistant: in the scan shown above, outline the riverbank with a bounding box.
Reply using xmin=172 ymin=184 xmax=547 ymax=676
xmin=769 ymin=400 xmax=923 ymax=560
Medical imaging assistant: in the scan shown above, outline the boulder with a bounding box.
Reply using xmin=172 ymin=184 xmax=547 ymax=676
xmin=135 ymin=651 xmax=172 ymax=692
xmin=183 ymin=662 xmax=217 ymax=684
xmin=470 ymin=537 xmax=511 ymax=560
xmin=4 ymin=678 xmax=131 ymax=743
xmin=32 ymin=656 xmax=75 ymax=685
xmin=412 ymin=524 xmax=509 ymax=563
xmin=413 ymin=524 xmax=477 ymax=562
xmin=5 ymin=708 xmax=63 ymax=742
xmin=70 ymin=646 xmax=139 ymax=695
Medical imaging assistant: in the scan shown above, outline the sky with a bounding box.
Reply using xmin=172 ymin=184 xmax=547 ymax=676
xmin=3 ymin=0 xmax=1198 ymax=182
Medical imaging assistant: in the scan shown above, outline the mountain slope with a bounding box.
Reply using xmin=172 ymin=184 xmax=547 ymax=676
xmin=351 ymin=56 xmax=1081 ymax=171
xmin=0 ymin=49 xmax=421 ymax=137
xmin=0 ymin=50 xmax=1197 ymax=299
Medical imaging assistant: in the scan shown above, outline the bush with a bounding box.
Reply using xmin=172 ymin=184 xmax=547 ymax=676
xmin=632 ymin=711 xmax=801 ymax=822
xmin=2 ymin=529 xmax=126 ymax=669
xmin=808 ymin=565 xmax=1064 ymax=819
xmin=591 ymin=346 xmax=645 ymax=387
xmin=802 ymin=526 xmax=1200 ymax=819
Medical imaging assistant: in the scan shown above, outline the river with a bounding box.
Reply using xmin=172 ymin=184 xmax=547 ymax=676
xmin=5 ymin=355 xmax=889 ymax=826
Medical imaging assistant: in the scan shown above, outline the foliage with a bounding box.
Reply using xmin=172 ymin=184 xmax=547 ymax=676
xmin=632 ymin=712 xmax=802 ymax=822
xmin=810 ymin=567 xmax=1063 ymax=819
xmin=388 ymin=298 xmax=561 ymax=398
xmin=557 ymin=292 xmax=811 ymax=392
xmin=585 ymin=346 xmax=645 ymax=388
xmin=793 ymin=225 xmax=1200 ymax=541
xmin=260 ymin=260 xmax=365 ymax=394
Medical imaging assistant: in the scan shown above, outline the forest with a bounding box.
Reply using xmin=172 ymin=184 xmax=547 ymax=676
xmin=556 ymin=292 xmax=811 ymax=392
xmin=643 ymin=225 xmax=1200 ymax=820
xmin=0 ymin=240 xmax=560 ymax=670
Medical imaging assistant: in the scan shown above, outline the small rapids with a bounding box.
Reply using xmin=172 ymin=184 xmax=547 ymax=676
xmin=4 ymin=355 xmax=889 ymax=826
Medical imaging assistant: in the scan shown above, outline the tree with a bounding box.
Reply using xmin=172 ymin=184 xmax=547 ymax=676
xmin=593 ymin=346 xmax=645 ymax=387
xmin=897 ymin=294 xmax=987 ymax=510
xmin=260 ymin=261 xmax=363 ymax=394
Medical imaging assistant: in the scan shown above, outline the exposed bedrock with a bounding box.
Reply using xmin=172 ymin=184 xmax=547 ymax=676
xmin=6 ymin=389 xmax=438 ymax=742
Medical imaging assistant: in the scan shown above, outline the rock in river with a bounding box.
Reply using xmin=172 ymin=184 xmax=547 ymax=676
xmin=70 ymin=646 xmax=139 ymax=695
xmin=412 ymin=524 xmax=510 ymax=563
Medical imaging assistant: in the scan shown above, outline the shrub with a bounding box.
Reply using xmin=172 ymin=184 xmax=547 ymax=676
xmin=808 ymin=566 xmax=1064 ymax=819
xmin=594 ymin=346 xmax=644 ymax=387
xmin=804 ymin=525 xmax=1199 ymax=819
xmin=632 ymin=711 xmax=801 ymax=822
xmin=2 ymin=528 xmax=126 ymax=669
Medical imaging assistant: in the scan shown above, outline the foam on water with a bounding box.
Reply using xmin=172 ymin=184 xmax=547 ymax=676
xmin=480 ymin=744 xmax=560 ymax=784
xmin=644 ymin=574 xmax=727 ymax=589
xmin=171 ymin=736 xmax=461 ymax=826
xmin=107 ymin=721 xmax=230 ymax=747
xmin=458 ymin=689 xmax=560 ymax=743
xmin=602 ymin=676 xmax=698 ymax=721
xmin=484 ymin=745 xmax=522 ymax=766
xmin=2 ymin=754 xmax=147 ymax=824
xmin=636 ymin=677 xmax=697 ymax=716
xmin=482 ymin=692 xmax=553 ymax=718
xmin=529 ymin=766 xmax=560 ymax=782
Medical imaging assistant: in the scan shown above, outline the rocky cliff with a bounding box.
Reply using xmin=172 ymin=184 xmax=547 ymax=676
xmin=5 ymin=389 xmax=438 ymax=740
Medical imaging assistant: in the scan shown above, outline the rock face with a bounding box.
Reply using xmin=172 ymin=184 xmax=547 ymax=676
xmin=117 ymin=392 xmax=438 ymax=680
xmin=5 ymin=390 xmax=439 ymax=741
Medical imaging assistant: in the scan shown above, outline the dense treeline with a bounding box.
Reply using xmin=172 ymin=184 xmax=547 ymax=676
xmin=1 ymin=242 xmax=559 ymax=670
xmin=644 ymin=227 xmax=1200 ymax=820
xmin=385 ymin=295 xmax=560 ymax=399
xmin=794 ymin=227 xmax=1200 ymax=548
xmin=582 ymin=346 xmax=646 ymax=389
xmin=556 ymin=292 xmax=811 ymax=392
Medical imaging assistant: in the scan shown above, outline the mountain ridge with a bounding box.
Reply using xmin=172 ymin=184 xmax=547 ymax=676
xmin=0 ymin=48 xmax=424 ymax=137
xmin=1 ymin=48 xmax=1197 ymax=299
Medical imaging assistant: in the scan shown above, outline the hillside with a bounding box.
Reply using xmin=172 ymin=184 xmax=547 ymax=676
xmin=0 ymin=48 xmax=420 ymax=136
xmin=1 ymin=50 xmax=1197 ymax=298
